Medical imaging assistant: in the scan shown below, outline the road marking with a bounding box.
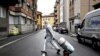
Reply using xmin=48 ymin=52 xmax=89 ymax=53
xmin=0 ymin=33 xmax=33 ymax=49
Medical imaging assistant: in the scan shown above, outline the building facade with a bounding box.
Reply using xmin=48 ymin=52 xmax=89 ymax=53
xmin=9 ymin=0 xmax=33 ymax=34
xmin=63 ymin=0 xmax=70 ymax=30
xmin=0 ymin=0 xmax=19 ymax=38
xmin=0 ymin=0 xmax=37 ymax=38
xmin=54 ymin=0 xmax=70 ymax=30
xmin=59 ymin=0 xmax=70 ymax=30
xmin=54 ymin=0 xmax=60 ymax=27
xmin=69 ymin=0 xmax=100 ymax=33
xmin=36 ymin=11 xmax=42 ymax=30
xmin=32 ymin=0 xmax=38 ymax=30
xmin=60 ymin=0 xmax=63 ymax=23
xmin=42 ymin=13 xmax=55 ymax=28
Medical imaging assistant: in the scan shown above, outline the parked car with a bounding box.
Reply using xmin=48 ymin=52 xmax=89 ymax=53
xmin=76 ymin=8 xmax=100 ymax=49
xmin=59 ymin=27 xmax=68 ymax=34
xmin=58 ymin=22 xmax=68 ymax=34
xmin=53 ymin=26 xmax=59 ymax=32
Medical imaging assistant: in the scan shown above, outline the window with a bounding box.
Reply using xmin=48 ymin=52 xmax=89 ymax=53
xmin=86 ymin=16 xmax=100 ymax=28
xmin=25 ymin=18 xmax=27 ymax=24
xmin=14 ymin=17 xmax=19 ymax=24
xmin=81 ymin=19 xmax=85 ymax=28
xmin=0 ymin=6 xmax=6 ymax=18
xmin=9 ymin=16 xmax=14 ymax=24
xmin=30 ymin=20 xmax=33 ymax=24
xmin=9 ymin=16 xmax=19 ymax=24
xmin=27 ymin=19 xmax=31 ymax=24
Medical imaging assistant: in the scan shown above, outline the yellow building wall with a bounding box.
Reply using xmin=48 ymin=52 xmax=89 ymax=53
xmin=42 ymin=17 xmax=55 ymax=28
xmin=37 ymin=15 xmax=40 ymax=25
xmin=49 ymin=17 xmax=55 ymax=27
xmin=42 ymin=17 xmax=46 ymax=28
xmin=37 ymin=15 xmax=42 ymax=29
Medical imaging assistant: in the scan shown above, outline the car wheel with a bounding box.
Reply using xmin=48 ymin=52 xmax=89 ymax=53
xmin=82 ymin=38 xmax=85 ymax=43
xmin=77 ymin=35 xmax=82 ymax=43
xmin=66 ymin=30 xmax=68 ymax=34
xmin=92 ymin=38 xmax=98 ymax=50
xmin=92 ymin=41 xmax=97 ymax=50
xmin=61 ymin=31 xmax=63 ymax=34
xmin=97 ymin=42 xmax=100 ymax=47
xmin=60 ymin=31 xmax=63 ymax=34
xmin=58 ymin=30 xmax=61 ymax=33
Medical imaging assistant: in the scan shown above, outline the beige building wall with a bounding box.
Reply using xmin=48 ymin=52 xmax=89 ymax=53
xmin=57 ymin=2 xmax=60 ymax=24
xmin=49 ymin=17 xmax=55 ymax=27
xmin=54 ymin=0 xmax=60 ymax=27
xmin=69 ymin=0 xmax=100 ymax=33
xmin=60 ymin=0 xmax=63 ymax=23
xmin=93 ymin=0 xmax=100 ymax=4
xmin=80 ymin=0 xmax=90 ymax=21
xmin=80 ymin=0 xmax=100 ymax=22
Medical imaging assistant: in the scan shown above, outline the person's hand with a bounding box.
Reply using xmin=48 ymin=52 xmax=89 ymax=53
xmin=45 ymin=36 xmax=47 ymax=39
xmin=53 ymin=38 xmax=55 ymax=40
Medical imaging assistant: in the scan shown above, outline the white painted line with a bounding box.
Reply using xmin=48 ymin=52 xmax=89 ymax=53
xmin=0 ymin=37 xmax=25 ymax=49
xmin=0 ymin=33 xmax=32 ymax=49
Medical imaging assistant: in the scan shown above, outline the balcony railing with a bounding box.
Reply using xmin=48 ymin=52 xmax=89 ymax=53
xmin=0 ymin=0 xmax=19 ymax=6
xmin=54 ymin=9 xmax=57 ymax=12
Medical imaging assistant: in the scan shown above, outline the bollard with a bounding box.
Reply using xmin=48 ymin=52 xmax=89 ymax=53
xmin=41 ymin=39 xmax=47 ymax=56
xmin=63 ymin=50 xmax=69 ymax=56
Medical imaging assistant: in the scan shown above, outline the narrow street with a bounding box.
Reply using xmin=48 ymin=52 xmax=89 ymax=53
xmin=0 ymin=30 xmax=100 ymax=56
xmin=0 ymin=0 xmax=100 ymax=56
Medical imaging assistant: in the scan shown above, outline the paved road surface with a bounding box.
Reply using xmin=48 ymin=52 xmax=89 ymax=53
xmin=0 ymin=30 xmax=100 ymax=56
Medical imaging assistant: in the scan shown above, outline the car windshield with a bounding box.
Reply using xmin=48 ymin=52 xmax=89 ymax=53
xmin=86 ymin=16 xmax=100 ymax=28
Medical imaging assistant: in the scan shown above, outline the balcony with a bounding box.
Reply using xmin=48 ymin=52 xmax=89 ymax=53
xmin=0 ymin=0 xmax=19 ymax=6
xmin=54 ymin=9 xmax=57 ymax=12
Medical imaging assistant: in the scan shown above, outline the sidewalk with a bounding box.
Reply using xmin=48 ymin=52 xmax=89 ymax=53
xmin=0 ymin=30 xmax=41 ymax=46
xmin=0 ymin=36 xmax=7 ymax=41
xmin=69 ymin=32 xmax=77 ymax=37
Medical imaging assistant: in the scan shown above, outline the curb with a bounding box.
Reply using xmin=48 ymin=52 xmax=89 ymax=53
xmin=0 ymin=30 xmax=40 ymax=41
xmin=0 ymin=37 xmax=7 ymax=41
xmin=69 ymin=33 xmax=77 ymax=37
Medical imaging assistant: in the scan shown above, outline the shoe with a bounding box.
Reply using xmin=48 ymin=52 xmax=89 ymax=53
xmin=53 ymin=38 xmax=55 ymax=40
xmin=57 ymin=49 xmax=60 ymax=55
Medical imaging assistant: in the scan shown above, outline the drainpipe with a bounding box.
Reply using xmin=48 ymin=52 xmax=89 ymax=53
xmin=88 ymin=0 xmax=90 ymax=11
xmin=7 ymin=7 xmax=9 ymax=36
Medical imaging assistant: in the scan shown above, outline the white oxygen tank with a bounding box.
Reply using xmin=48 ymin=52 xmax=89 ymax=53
xmin=58 ymin=37 xmax=75 ymax=54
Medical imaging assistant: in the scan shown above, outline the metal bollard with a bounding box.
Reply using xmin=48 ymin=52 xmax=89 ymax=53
xmin=41 ymin=39 xmax=47 ymax=56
